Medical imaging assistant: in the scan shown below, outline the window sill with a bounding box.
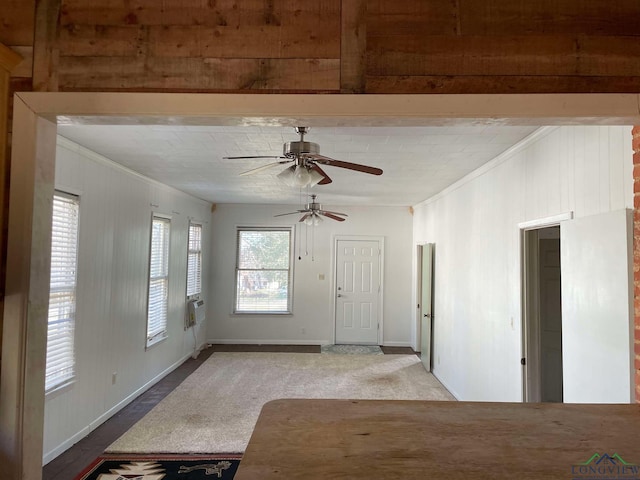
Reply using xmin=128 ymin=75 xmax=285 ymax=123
xmin=233 ymin=311 xmax=293 ymax=316
xmin=45 ymin=378 xmax=75 ymax=397
xmin=146 ymin=333 xmax=168 ymax=349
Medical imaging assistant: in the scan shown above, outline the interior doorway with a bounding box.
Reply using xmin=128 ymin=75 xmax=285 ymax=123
xmin=417 ymin=243 xmax=434 ymax=372
xmin=522 ymin=226 xmax=563 ymax=403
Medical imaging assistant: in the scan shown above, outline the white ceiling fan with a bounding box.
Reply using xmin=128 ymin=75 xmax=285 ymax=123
xmin=224 ymin=127 xmax=383 ymax=188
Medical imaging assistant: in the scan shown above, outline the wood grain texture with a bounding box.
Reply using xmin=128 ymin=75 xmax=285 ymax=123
xmin=366 ymin=75 xmax=640 ymax=94
xmin=146 ymin=23 xmax=340 ymax=58
xmin=367 ymin=35 xmax=640 ymax=77
xmin=60 ymin=0 xmax=340 ymax=26
xmin=0 ymin=0 xmax=36 ymax=46
xmin=59 ymin=25 xmax=146 ymax=57
xmin=33 ymin=0 xmax=61 ymax=91
xmin=55 ymin=0 xmax=341 ymax=91
xmin=340 ymin=0 xmax=366 ymax=93
xmin=367 ymin=0 xmax=459 ymax=35
xmin=236 ymin=399 xmax=640 ymax=479
xmin=458 ymin=0 xmax=640 ymax=36
xmin=58 ymin=56 xmax=340 ymax=91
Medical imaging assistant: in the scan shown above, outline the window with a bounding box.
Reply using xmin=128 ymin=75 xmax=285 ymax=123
xmin=147 ymin=215 xmax=171 ymax=347
xmin=46 ymin=192 xmax=80 ymax=392
xmin=235 ymin=227 xmax=293 ymax=314
xmin=186 ymin=222 xmax=202 ymax=297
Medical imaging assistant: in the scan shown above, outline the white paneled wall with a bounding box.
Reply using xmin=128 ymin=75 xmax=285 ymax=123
xmin=43 ymin=138 xmax=211 ymax=463
xmin=208 ymin=204 xmax=413 ymax=346
xmin=412 ymin=126 xmax=633 ymax=402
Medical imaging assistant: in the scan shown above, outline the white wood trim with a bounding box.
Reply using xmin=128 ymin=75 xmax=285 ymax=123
xmin=416 ymin=127 xmax=558 ymax=208
xmin=42 ymin=349 xmax=198 ymax=464
xmin=518 ymin=213 xmax=571 ymax=403
xmin=208 ymin=338 xmax=329 ymax=345
xmin=332 ymin=235 xmax=385 ymax=346
xmin=5 ymin=92 xmax=640 ymax=480
xmin=518 ymin=212 xmax=574 ymax=230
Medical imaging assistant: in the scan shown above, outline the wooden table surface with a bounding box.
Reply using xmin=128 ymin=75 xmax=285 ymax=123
xmin=234 ymin=399 xmax=640 ymax=479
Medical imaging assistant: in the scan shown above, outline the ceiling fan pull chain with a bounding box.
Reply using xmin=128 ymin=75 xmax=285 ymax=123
xmin=311 ymin=222 xmax=315 ymax=262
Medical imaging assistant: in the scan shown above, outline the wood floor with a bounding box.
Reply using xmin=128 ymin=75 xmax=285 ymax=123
xmin=42 ymin=344 xmax=416 ymax=480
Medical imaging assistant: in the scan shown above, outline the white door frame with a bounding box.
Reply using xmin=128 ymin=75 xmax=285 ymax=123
xmin=518 ymin=212 xmax=573 ymax=402
xmin=417 ymin=243 xmax=434 ymax=372
xmin=4 ymin=93 xmax=638 ymax=480
xmin=332 ymin=235 xmax=384 ymax=345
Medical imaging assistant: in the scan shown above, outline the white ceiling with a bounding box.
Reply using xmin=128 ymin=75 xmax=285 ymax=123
xmin=57 ymin=124 xmax=540 ymax=206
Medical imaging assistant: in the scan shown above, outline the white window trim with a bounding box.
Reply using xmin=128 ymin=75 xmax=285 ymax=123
xmin=46 ymin=191 xmax=80 ymax=394
xmin=146 ymin=213 xmax=171 ymax=348
xmin=186 ymin=221 xmax=203 ymax=300
xmin=234 ymin=226 xmax=294 ymax=315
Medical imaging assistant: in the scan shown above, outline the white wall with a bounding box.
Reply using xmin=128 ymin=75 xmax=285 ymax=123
xmin=412 ymin=126 xmax=634 ymax=402
xmin=43 ymin=138 xmax=212 ymax=463
xmin=208 ymin=204 xmax=413 ymax=346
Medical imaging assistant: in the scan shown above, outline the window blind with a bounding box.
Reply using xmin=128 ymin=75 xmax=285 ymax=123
xmin=235 ymin=228 xmax=292 ymax=314
xmin=186 ymin=222 xmax=202 ymax=297
xmin=46 ymin=192 xmax=79 ymax=392
xmin=147 ymin=216 xmax=170 ymax=346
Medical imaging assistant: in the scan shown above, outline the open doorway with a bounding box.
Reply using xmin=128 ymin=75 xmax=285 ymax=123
xmin=522 ymin=226 xmax=563 ymax=403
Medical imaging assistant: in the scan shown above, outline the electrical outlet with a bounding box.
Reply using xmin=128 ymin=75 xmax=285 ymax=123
xmin=112 ymin=372 xmax=117 ymax=385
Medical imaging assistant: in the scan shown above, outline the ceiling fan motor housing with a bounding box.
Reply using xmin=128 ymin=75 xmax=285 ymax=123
xmin=283 ymin=141 xmax=320 ymax=158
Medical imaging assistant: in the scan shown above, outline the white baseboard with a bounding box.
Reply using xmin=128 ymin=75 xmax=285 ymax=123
xmin=381 ymin=341 xmax=413 ymax=348
xmin=43 ymin=349 xmax=199 ymax=465
xmin=208 ymin=338 xmax=327 ymax=345
xmin=209 ymin=339 xmax=414 ymax=347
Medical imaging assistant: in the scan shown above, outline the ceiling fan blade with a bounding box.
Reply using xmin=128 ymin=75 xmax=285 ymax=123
xmin=320 ymin=212 xmax=346 ymax=222
xmin=310 ymin=154 xmax=383 ymax=176
xmin=274 ymin=210 xmax=307 ymax=217
xmin=239 ymin=160 xmax=292 ymax=176
xmin=310 ymin=164 xmax=332 ymax=185
xmin=223 ymin=155 xmax=287 ymax=160
xmin=319 ymin=209 xmax=348 ymax=217
xmin=299 ymin=213 xmax=311 ymax=223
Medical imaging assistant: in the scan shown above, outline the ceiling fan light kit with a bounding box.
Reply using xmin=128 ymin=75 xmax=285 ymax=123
xmin=304 ymin=214 xmax=323 ymax=226
xmin=274 ymin=194 xmax=347 ymax=224
xmin=224 ymin=126 xmax=383 ymax=189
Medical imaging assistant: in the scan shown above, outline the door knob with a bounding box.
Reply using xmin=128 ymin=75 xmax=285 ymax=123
xmin=424 ymin=313 xmax=431 ymax=318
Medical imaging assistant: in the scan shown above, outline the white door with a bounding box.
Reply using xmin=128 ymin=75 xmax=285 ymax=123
xmin=419 ymin=244 xmax=434 ymax=372
xmin=335 ymin=239 xmax=380 ymax=344
xmin=560 ymin=209 xmax=633 ymax=403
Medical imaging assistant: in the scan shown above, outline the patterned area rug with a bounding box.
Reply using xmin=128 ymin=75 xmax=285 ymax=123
xmin=321 ymin=344 xmax=383 ymax=355
xmin=74 ymin=454 xmax=241 ymax=480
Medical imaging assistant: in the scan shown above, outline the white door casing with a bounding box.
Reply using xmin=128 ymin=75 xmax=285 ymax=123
xmin=335 ymin=238 xmax=382 ymax=345
xmin=419 ymin=243 xmax=434 ymax=372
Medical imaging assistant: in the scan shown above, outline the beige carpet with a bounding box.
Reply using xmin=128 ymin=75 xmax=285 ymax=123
xmin=107 ymin=352 xmax=454 ymax=454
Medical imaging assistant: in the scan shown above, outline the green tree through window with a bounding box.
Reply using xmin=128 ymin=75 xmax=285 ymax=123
xmin=236 ymin=228 xmax=292 ymax=313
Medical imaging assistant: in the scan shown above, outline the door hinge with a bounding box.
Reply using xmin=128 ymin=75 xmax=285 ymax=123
xmin=520 ymin=358 xmax=526 ymax=366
